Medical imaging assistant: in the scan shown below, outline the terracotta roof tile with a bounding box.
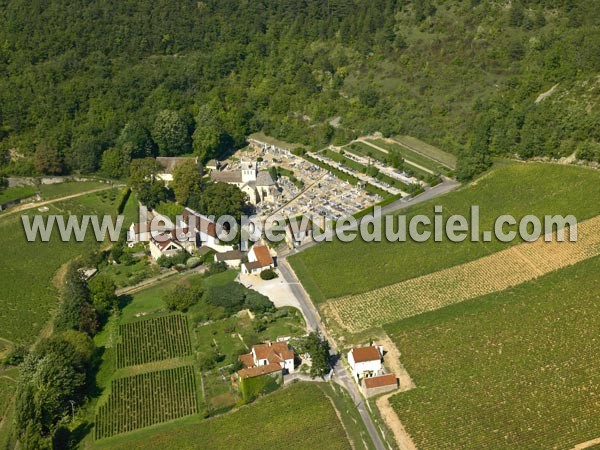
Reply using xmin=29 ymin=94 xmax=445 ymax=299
xmin=363 ymin=374 xmax=397 ymax=389
xmin=351 ymin=346 xmax=381 ymax=363
xmin=238 ymin=353 xmax=255 ymax=369
xmin=237 ymin=363 xmax=281 ymax=379
xmin=252 ymin=245 xmax=273 ymax=267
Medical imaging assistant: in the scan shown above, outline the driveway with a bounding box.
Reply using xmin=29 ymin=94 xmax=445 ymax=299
xmin=238 ymin=270 xmax=318 ymax=331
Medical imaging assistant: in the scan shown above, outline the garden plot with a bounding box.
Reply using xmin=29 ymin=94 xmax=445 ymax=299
xmin=115 ymin=314 xmax=193 ymax=368
xmin=94 ymin=365 xmax=199 ymax=439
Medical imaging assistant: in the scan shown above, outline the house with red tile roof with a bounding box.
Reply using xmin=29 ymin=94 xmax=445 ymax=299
xmin=347 ymin=345 xmax=384 ymax=381
xmin=362 ymin=373 xmax=398 ymax=397
xmin=237 ymin=340 xmax=295 ymax=378
xmin=241 ymin=244 xmax=274 ymax=275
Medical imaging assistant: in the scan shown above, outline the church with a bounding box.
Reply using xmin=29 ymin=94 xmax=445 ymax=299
xmin=210 ymin=160 xmax=279 ymax=205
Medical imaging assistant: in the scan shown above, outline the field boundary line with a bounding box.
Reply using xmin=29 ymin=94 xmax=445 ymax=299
xmin=389 ymin=137 xmax=454 ymax=170
xmin=375 ymin=393 xmax=418 ymax=450
xmin=0 ymin=185 xmax=116 ymax=219
xmin=324 ymin=215 xmax=600 ymax=333
xmin=316 ymin=385 xmax=358 ymax=450
xmin=358 ymin=138 xmax=435 ymax=175
xmin=572 ymin=437 xmax=600 ymax=449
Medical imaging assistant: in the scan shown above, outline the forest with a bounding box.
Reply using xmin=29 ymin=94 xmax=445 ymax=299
xmin=0 ymin=0 xmax=598 ymax=181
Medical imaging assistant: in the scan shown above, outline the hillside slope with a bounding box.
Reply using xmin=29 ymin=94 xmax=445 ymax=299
xmin=0 ymin=0 xmax=598 ymax=177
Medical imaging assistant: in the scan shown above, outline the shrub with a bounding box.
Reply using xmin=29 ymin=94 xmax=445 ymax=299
xmin=204 ymin=261 xmax=227 ymax=276
xmin=115 ymin=187 xmax=131 ymax=214
xmin=260 ymin=269 xmax=278 ymax=280
xmin=244 ymin=291 xmax=275 ymax=314
xmin=157 ymin=252 xmax=189 ymax=268
xmin=205 ymin=282 xmax=245 ymax=314
xmin=164 ymin=282 xmax=204 ymax=311
xmin=186 ymin=256 xmax=202 ymax=269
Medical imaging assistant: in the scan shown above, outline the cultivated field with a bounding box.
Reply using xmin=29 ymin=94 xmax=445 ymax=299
xmin=289 ymin=163 xmax=600 ymax=303
xmin=93 ymin=382 xmax=352 ymax=450
xmin=115 ymin=315 xmax=193 ymax=368
xmin=94 ymin=365 xmax=199 ymax=439
xmin=0 ymin=188 xmax=124 ymax=345
xmin=363 ymin=139 xmax=438 ymax=177
xmin=392 ymin=135 xmax=457 ymax=169
xmin=385 ymin=255 xmax=600 ymax=449
xmin=323 ymin=214 xmax=600 ymax=333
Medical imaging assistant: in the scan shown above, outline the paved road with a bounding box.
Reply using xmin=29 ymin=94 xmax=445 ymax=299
xmin=274 ymin=178 xmax=460 ymax=450
xmin=279 ymin=176 xmax=460 ymax=257
xmin=278 ymin=258 xmax=388 ymax=450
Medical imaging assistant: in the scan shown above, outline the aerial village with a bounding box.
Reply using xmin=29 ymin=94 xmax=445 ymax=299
xmin=123 ymin=137 xmax=403 ymax=396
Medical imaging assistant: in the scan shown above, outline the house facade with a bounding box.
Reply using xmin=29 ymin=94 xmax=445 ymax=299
xmin=347 ymin=345 xmax=384 ymax=381
xmin=238 ymin=341 xmax=295 ymax=378
xmin=241 ymin=244 xmax=274 ymax=275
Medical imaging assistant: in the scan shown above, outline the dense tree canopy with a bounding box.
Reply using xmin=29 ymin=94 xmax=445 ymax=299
xmin=0 ymin=0 xmax=598 ymax=181
xmin=189 ymin=182 xmax=246 ymax=219
xmin=171 ymin=159 xmax=202 ymax=205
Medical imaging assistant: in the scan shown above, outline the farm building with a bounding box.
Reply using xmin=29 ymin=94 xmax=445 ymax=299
xmin=214 ymin=249 xmax=246 ymax=268
xmin=361 ymin=373 xmax=398 ymax=397
xmin=238 ymin=341 xmax=295 ymax=377
xmin=241 ymin=244 xmax=275 ymax=275
xmin=348 ymin=345 xmax=384 ymax=381
xmin=156 ymin=156 xmax=199 ymax=183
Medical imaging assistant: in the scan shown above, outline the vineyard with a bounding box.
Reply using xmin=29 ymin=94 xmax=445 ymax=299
xmin=92 ymin=382 xmax=352 ymax=450
xmin=289 ymin=163 xmax=600 ymax=303
xmin=385 ymin=254 xmax=600 ymax=449
xmin=323 ymin=215 xmax=600 ymax=333
xmin=115 ymin=315 xmax=192 ymax=368
xmin=95 ymin=365 xmax=199 ymax=439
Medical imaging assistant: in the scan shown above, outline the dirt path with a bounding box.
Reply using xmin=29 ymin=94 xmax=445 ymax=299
xmin=0 ymin=185 xmax=114 ymax=219
xmin=573 ymin=437 xmax=600 ymax=449
xmin=376 ymin=394 xmax=418 ymax=450
xmin=378 ymin=334 xmax=416 ymax=392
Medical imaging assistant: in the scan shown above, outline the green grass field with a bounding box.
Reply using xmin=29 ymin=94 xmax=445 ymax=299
xmin=368 ymin=139 xmax=450 ymax=176
xmin=0 ymin=368 xmax=18 ymax=422
xmin=92 ymin=382 xmax=352 ymax=450
xmin=393 ymin=135 xmax=457 ymax=169
xmin=385 ymin=255 xmax=600 ymax=450
xmin=289 ymin=163 xmax=600 ymax=302
xmin=38 ymin=180 xmax=109 ymax=200
xmin=0 ymin=185 xmax=36 ymax=205
xmin=344 ymin=142 xmax=389 ymax=162
xmin=0 ymin=188 xmax=124 ymax=345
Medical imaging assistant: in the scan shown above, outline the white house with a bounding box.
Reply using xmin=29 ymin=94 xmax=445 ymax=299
xmin=347 ymin=345 xmax=384 ymax=381
xmin=180 ymin=207 xmax=233 ymax=252
xmin=128 ymin=221 xmax=151 ymax=245
xmin=241 ymin=244 xmax=274 ymax=275
xmin=149 ymin=232 xmax=186 ymax=260
xmin=238 ymin=341 xmax=295 ymax=378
